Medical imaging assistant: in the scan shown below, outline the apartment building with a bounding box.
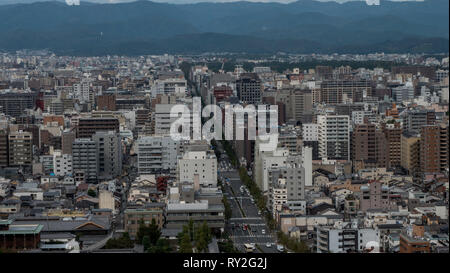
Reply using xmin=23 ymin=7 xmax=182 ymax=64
xmin=420 ymin=124 xmax=449 ymax=174
xmin=72 ymin=138 xmax=98 ymax=183
xmin=136 ymin=135 xmax=180 ymax=176
xmin=53 ymin=150 xmax=73 ymax=177
xmin=8 ymin=130 xmax=33 ymax=166
xmin=401 ymin=132 xmax=421 ymax=176
xmin=317 ymin=115 xmax=350 ymax=161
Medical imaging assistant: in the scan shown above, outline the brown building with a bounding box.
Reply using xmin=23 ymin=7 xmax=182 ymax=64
xmin=420 ymin=124 xmax=449 ymax=174
xmin=382 ymin=122 xmax=402 ymax=168
xmin=124 ymin=204 xmax=165 ymax=239
xmin=8 ymin=130 xmax=33 ymax=166
xmin=77 ymin=117 xmax=119 ymax=138
xmin=401 ymin=132 xmax=421 ymax=176
xmin=43 ymin=115 xmax=64 ymax=127
xmin=352 ymin=124 xmax=388 ymax=169
xmin=399 ymin=233 xmax=431 ymax=253
xmin=96 ymin=94 xmax=116 ymax=111
xmin=213 ymin=85 xmax=233 ymax=103
xmin=0 ymin=220 xmax=42 ymax=250
xmin=0 ymin=130 xmax=8 ymax=167
xmin=359 ymin=180 xmax=393 ymax=212
xmin=62 ymin=130 xmax=76 ymax=155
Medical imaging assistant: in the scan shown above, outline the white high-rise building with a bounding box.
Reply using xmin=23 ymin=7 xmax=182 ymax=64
xmin=136 ymin=135 xmax=180 ymax=175
xmin=317 ymin=115 xmax=350 ymax=161
xmin=178 ymin=150 xmax=217 ymax=187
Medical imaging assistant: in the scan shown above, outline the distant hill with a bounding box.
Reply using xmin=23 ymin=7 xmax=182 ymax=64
xmin=0 ymin=0 xmax=447 ymax=55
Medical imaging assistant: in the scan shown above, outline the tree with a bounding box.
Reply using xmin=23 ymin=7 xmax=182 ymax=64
xmin=142 ymin=235 xmax=150 ymax=251
xmin=147 ymin=238 xmax=172 ymax=253
xmin=136 ymin=218 xmax=147 ymax=244
xmin=179 ymin=233 xmax=193 ymax=253
xmin=148 ymin=218 xmax=161 ymax=245
xmin=87 ymin=188 xmax=96 ymax=197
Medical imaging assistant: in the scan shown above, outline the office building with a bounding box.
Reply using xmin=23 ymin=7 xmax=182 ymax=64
xmin=92 ymin=131 xmax=123 ymax=179
xmin=72 ymin=138 xmax=98 ymax=183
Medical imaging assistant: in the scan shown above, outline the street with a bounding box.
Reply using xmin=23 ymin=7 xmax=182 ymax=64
xmin=217 ymin=142 xmax=278 ymax=253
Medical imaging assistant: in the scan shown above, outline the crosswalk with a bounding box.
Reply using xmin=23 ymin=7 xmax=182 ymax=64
xmin=230 ymin=235 xmax=273 ymax=238
xmin=230 ymin=217 xmax=262 ymax=220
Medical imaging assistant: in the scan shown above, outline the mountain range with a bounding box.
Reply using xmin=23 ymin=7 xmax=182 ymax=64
xmin=0 ymin=0 xmax=448 ymax=55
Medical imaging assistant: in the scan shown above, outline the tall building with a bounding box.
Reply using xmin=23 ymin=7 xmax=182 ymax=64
xmin=136 ymin=135 xmax=180 ymax=175
xmin=72 ymin=138 xmax=98 ymax=183
xmin=290 ymin=89 xmax=313 ymax=123
xmin=0 ymin=130 xmax=8 ymax=167
xmin=382 ymin=122 xmax=402 ymax=168
xmin=401 ymin=132 xmax=421 ymax=176
xmin=61 ymin=130 xmax=76 ymax=155
xmin=8 ymin=131 xmax=33 ymax=166
xmin=0 ymin=90 xmax=36 ymax=118
xmin=420 ymin=124 xmax=449 ymax=174
xmin=352 ymin=124 xmax=388 ymax=168
xmin=77 ymin=117 xmax=119 ymax=138
xmin=236 ymin=73 xmax=262 ymax=104
xmin=403 ymin=110 xmax=436 ymax=134
xmin=92 ymin=131 xmax=123 ymax=179
xmin=317 ymin=115 xmax=350 ymax=161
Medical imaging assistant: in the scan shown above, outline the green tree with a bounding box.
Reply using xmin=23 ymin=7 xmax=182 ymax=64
xmin=179 ymin=233 xmax=193 ymax=253
xmin=142 ymin=235 xmax=150 ymax=251
xmin=87 ymin=188 xmax=96 ymax=197
xmin=147 ymin=218 xmax=161 ymax=245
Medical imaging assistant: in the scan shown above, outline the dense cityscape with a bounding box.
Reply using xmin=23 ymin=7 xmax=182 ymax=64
xmin=0 ymin=50 xmax=448 ymax=255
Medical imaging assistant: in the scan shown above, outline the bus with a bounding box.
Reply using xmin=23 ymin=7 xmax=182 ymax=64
xmin=244 ymin=243 xmax=255 ymax=253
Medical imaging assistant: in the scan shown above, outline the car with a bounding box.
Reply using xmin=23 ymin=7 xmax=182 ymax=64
xmin=265 ymin=242 xmax=272 ymax=248
xmin=261 ymin=229 xmax=266 ymax=235
xmin=257 ymin=211 xmax=261 ymax=216
xmin=277 ymin=244 xmax=284 ymax=252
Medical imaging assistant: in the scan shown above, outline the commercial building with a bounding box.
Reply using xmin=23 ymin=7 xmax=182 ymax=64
xmin=315 ymin=222 xmax=379 ymax=253
xmin=320 ymin=80 xmax=372 ymax=104
xmin=0 ymin=90 xmax=36 ymax=118
xmin=178 ymin=149 xmax=218 ymax=188
xmin=77 ymin=117 xmax=119 ymax=138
